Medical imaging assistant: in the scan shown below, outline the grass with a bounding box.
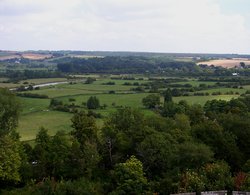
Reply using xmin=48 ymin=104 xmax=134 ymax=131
xmin=173 ymin=95 xmax=239 ymax=105
xmin=26 ymin=80 xmax=148 ymax=98
xmin=17 ymin=91 xmax=156 ymax=140
xmin=175 ymin=80 xmax=218 ymax=87
xmin=18 ymin=97 xmax=50 ymax=114
xmin=0 ymin=78 xmax=68 ymax=89
xmin=58 ymin=93 xmax=150 ymax=107
xmin=198 ymin=87 xmax=245 ymax=94
xmin=23 ymin=78 xmax=67 ymax=84
xmin=15 ymin=75 xmax=244 ymax=141
xmin=26 ymin=86 xmax=101 ymax=98
xmin=17 ymin=111 xmax=73 ymax=141
xmin=0 ymin=83 xmax=20 ymax=88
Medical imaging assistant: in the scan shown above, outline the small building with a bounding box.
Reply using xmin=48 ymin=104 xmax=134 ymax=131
xmin=232 ymin=72 xmax=239 ymax=76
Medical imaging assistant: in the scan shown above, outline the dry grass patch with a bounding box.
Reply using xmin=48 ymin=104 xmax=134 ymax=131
xmin=198 ymin=58 xmax=250 ymax=68
xmin=21 ymin=53 xmax=52 ymax=60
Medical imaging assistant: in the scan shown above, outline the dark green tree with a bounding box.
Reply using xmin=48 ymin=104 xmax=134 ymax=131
xmin=32 ymin=127 xmax=52 ymax=179
xmin=111 ymin=155 xmax=149 ymax=194
xmin=71 ymin=111 xmax=100 ymax=178
xmin=142 ymin=94 xmax=160 ymax=109
xmin=87 ymin=96 xmax=100 ymax=109
xmin=163 ymin=88 xmax=173 ymax=103
xmin=0 ymin=88 xmax=21 ymax=136
xmin=0 ymin=136 xmax=22 ymax=183
xmin=49 ymin=131 xmax=71 ymax=179
xmin=137 ymin=131 xmax=177 ymax=177
xmin=102 ymin=108 xmax=149 ymax=166
xmin=191 ymin=120 xmax=243 ymax=170
xmin=0 ymin=89 xmax=22 ymax=185
xmin=71 ymin=111 xmax=97 ymax=144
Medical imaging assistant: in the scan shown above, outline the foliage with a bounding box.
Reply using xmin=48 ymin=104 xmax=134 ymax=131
xmin=163 ymin=88 xmax=173 ymax=103
xmin=201 ymin=161 xmax=233 ymax=190
xmin=2 ymin=177 xmax=104 ymax=195
xmin=87 ymin=96 xmax=100 ymax=109
xmin=0 ymin=88 xmax=21 ymax=136
xmin=57 ymin=56 xmax=198 ymax=75
xmin=17 ymin=93 xmax=49 ymax=99
xmin=111 ymin=155 xmax=149 ymax=194
xmin=101 ymin=108 xmax=148 ymax=166
xmin=142 ymin=94 xmax=160 ymax=108
xmin=0 ymin=136 xmax=22 ymax=183
xmin=71 ymin=111 xmax=97 ymax=144
xmin=85 ymin=77 xmax=96 ymax=84
xmin=71 ymin=111 xmax=100 ymax=178
xmin=179 ymin=170 xmax=205 ymax=193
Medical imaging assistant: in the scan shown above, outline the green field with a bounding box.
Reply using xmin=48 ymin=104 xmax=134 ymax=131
xmin=18 ymin=111 xmax=72 ymax=141
xmin=173 ymin=95 xmax=239 ymax=105
xmin=16 ymin=78 xmax=154 ymax=141
xmin=0 ymin=77 xmax=68 ymax=88
xmin=15 ymin=75 xmax=248 ymax=141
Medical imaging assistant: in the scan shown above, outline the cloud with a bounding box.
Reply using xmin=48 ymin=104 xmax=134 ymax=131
xmin=0 ymin=0 xmax=249 ymax=53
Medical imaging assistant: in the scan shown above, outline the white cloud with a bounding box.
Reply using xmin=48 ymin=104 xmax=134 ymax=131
xmin=0 ymin=0 xmax=249 ymax=53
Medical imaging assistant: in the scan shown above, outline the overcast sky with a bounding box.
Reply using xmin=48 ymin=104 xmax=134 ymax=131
xmin=0 ymin=0 xmax=250 ymax=54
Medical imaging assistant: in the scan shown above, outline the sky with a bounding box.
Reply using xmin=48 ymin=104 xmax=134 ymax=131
xmin=0 ymin=0 xmax=250 ymax=54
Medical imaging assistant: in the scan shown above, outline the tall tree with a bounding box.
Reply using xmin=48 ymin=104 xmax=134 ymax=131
xmin=87 ymin=96 xmax=100 ymax=109
xmin=0 ymin=89 xmax=22 ymax=185
xmin=102 ymin=108 xmax=148 ymax=166
xmin=71 ymin=111 xmax=97 ymax=144
xmin=163 ymin=88 xmax=173 ymax=103
xmin=71 ymin=111 xmax=100 ymax=178
xmin=111 ymin=156 xmax=149 ymax=194
xmin=0 ymin=88 xmax=21 ymax=136
xmin=0 ymin=136 xmax=22 ymax=183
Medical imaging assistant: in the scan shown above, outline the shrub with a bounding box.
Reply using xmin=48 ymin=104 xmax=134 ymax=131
xmin=87 ymin=96 xmax=100 ymax=109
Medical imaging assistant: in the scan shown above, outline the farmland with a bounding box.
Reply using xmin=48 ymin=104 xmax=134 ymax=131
xmin=1 ymin=53 xmax=250 ymax=141
xmin=3 ymin=74 xmax=247 ymax=141
xmin=198 ymin=58 xmax=250 ymax=68
xmin=1 ymin=52 xmax=250 ymax=194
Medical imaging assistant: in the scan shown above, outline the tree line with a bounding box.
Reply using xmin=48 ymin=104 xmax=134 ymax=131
xmin=56 ymin=56 xmax=250 ymax=76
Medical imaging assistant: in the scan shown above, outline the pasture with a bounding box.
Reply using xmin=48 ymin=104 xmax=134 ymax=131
xmin=15 ymin=75 xmax=249 ymax=141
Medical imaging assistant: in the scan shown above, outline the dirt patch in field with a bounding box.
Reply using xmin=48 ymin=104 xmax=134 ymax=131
xmin=0 ymin=52 xmax=53 ymax=61
xmin=197 ymin=58 xmax=250 ymax=68
xmin=21 ymin=53 xmax=52 ymax=60
xmin=0 ymin=55 xmax=20 ymax=61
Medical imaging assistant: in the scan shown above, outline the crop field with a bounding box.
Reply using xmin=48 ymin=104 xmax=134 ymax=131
xmin=197 ymin=58 xmax=250 ymax=68
xmin=0 ymin=51 xmax=53 ymax=61
xmin=14 ymin=75 xmax=249 ymax=141
xmin=21 ymin=53 xmax=53 ymax=60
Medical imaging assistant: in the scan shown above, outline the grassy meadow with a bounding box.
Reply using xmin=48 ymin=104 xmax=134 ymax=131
xmin=10 ymin=75 xmax=249 ymax=141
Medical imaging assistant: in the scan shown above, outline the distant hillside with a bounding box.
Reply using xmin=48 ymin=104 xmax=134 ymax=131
xmin=1 ymin=50 xmax=250 ymax=61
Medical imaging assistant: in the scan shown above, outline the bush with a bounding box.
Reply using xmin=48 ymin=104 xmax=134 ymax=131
xmin=142 ymin=94 xmax=160 ymax=109
xmin=85 ymin=77 xmax=96 ymax=84
xmin=68 ymin=98 xmax=76 ymax=102
xmin=50 ymin=99 xmax=63 ymax=107
xmin=103 ymin=82 xmax=115 ymax=85
xmin=87 ymin=110 xmax=102 ymax=118
xmin=17 ymin=93 xmax=49 ymax=99
xmin=109 ymin=90 xmax=115 ymax=94
xmin=87 ymin=96 xmax=100 ymax=109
